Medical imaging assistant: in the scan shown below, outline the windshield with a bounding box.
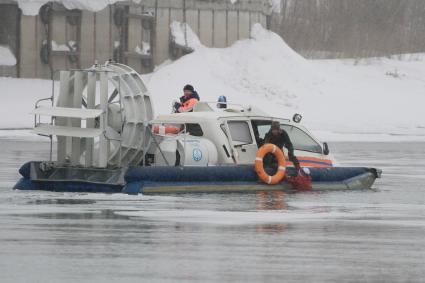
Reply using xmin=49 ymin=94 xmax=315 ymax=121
xmin=281 ymin=125 xmax=323 ymax=154
xmin=251 ymin=120 xmax=272 ymax=147
xmin=227 ymin=121 xmax=253 ymax=145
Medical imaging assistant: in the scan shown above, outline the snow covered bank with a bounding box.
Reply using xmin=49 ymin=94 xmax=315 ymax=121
xmin=153 ymin=23 xmax=320 ymax=114
xmin=1 ymin=23 xmax=424 ymax=141
xmin=147 ymin=23 xmax=425 ymax=140
xmin=1 ymin=77 xmax=53 ymax=129
xmin=303 ymin=56 xmax=425 ymax=139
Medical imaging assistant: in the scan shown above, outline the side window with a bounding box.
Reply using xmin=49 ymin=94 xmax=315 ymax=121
xmin=251 ymin=121 xmax=272 ymax=140
xmin=251 ymin=120 xmax=272 ymax=147
xmin=281 ymin=125 xmax=322 ymax=154
xmin=228 ymin=121 xmax=253 ymax=144
xmin=186 ymin=123 xmax=203 ymax=137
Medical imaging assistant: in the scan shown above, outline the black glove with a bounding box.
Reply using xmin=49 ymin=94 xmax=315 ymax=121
xmin=173 ymin=102 xmax=181 ymax=112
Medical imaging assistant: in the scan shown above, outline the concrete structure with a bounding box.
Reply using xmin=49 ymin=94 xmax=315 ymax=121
xmin=0 ymin=0 xmax=273 ymax=79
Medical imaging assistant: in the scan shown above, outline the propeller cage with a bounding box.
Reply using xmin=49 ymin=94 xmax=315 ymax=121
xmin=33 ymin=62 xmax=154 ymax=168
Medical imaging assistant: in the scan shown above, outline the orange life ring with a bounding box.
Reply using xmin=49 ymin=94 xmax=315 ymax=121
xmin=152 ymin=125 xmax=182 ymax=135
xmin=255 ymin=143 xmax=286 ymax=185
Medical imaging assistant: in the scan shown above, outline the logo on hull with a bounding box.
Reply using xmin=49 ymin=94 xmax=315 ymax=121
xmin=192 ymin=148 xmax=203 ymax=161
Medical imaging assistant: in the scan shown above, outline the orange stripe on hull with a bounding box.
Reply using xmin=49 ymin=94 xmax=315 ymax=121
xmin=287 ymin=162 xmax=331 ymax=168
xmin=300 ymin=162 xmax=330 ymax=168
xmin=286 ymin=156 xmax=333 ymax=168
xmin=296 ymin=156 xmax=333 ymax=164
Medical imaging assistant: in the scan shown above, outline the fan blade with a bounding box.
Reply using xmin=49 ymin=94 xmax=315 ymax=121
xmin=108 ymin=89 xmax=119 ymax=103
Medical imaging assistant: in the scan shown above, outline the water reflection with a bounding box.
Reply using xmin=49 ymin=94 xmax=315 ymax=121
xmin=256 ymin=191 xmax=287 ymax=233
xmin=256 ymin=191 xmax=287 ymax=211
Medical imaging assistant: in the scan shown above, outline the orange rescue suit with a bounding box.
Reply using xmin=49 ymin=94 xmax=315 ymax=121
xmin=178 ymin=97 xmax=198 ymax=112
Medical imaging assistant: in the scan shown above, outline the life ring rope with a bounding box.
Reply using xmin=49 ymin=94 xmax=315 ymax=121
xmin=255 ymin=143 xmax=287 ymax=185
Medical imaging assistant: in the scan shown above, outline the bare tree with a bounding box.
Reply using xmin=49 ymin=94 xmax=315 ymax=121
xmin=271 ymin=0 xmax=425 ymax=58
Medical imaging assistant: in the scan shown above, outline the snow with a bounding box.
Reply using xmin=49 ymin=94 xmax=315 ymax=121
xmin=50 ymin=40 xmax=70 ymax=51
xmin=1 ymin=23 xmax=424 ymax=142
xmin=134 ymin=41 xmax=150 ymax=56
xmin=305 ymin=57 xmax=425 ymax=139
xmin=146 ymin=23 xmax=425 ymax=141
xmin=156 ymin=23 xmax=319 ymax=114
xmin=170 ymin=21 xmax=201 ymax=49
xmin=269 ymin=0 xmax=281 ymax=13
xmin=1 ymin=77 xmax=53 ymax=129
xmin=0 ymin=46 xmax=17 ymax=66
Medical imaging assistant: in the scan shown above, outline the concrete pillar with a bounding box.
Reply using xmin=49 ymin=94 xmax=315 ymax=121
xmin=19 ymin=16 xmax=37 ymax=78
xmin=36 ymin=18 xmax=51 ymax=79
xmin=49 ymin=13 xmax=67 ymax=74
xmin=199 ymin=10 xmax=213 ymax=47
xmin=260 ymin=13 xmax=267 ymax=28
xmin=227 ymin=10 xmax=238 ymax=46
xmin=238 ymin=11 xmax=250 ymax=39
xmin=20 ymin=16 xmax=51 ymax=78
xmin=153 ymin=7 xmax=170 ymax=65
xmin=185 ymin=9 xmax=199 ymax=35
xmin=213 ymin=10 xmax=226 ymax=48
xmin=80 ymin=11 xmax=95 ymax=69
xmin=170 ymin=8 xmax=183 ymax=23
xmin=94 ymin=7 xmax=112 ymax=63
xmin=127 ymin=6 xmax=143 ymax=73
xmin=250 ymin=12 xmax=261 ymax=28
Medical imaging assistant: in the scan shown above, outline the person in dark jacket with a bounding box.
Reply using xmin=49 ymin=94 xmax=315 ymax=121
xmin=264 ymin=121 xmax=301 ymax=170
xmin=173 ymin=84 xmax=200 ymax=113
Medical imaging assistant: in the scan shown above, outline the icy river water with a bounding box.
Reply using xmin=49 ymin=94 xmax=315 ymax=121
xmin=0 ymin=138 xmax=424 ymax=283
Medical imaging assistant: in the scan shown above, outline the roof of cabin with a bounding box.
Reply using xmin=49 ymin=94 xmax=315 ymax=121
xmin=151 ymin=102 xmax=291 ymax=124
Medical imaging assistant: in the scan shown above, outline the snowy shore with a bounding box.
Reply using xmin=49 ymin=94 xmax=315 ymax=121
xmin=1 ymin=24 xmax=424 ymax=142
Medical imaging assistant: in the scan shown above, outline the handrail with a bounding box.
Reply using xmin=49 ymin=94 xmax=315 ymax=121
xmin=146 ymin=127 xmax=170 ymax=166
xmin=34 ymin=97 xmax=53 ymax=127
xmin=34 ymin=96 xmax=54 ymax=161
xmin=197 ymin=101 xmax=244 ymax=107
xmin=142 ymin=123 xmax=189 ymax=166
xmin=32 ymin=70 xmax=58 ymax=162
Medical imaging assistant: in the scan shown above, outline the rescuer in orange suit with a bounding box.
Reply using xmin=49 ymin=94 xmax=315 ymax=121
xmin=173 ymin=84 xmax=200 ymax=113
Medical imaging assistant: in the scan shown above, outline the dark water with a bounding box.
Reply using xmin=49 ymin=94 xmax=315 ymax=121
xmin=0 ymin=138 xmax=424 ymax=283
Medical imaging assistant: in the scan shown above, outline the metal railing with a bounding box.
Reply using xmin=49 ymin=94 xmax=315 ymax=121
xmin=143 ymin=122 xmax=189 ymax=167
xmin=33 ymin=72 xmax=56 ymax=161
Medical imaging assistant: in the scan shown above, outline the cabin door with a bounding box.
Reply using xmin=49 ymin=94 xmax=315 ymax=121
xmin=224 ymin=120 xmax=258 ymax=164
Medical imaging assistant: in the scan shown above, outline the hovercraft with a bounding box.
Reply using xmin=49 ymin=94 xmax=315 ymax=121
xmin=14 ymin=62 xmax=381 ymax=194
